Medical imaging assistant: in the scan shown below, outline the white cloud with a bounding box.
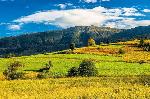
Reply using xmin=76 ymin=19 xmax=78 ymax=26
xmin=122 ymin=8 xmax=144 ymax=16
xmin=103 ymin=18 xmax=150 ymax=29
xmin=8 ymin=25 xmax=21 ymax=30
xmin=143 ymin=9 xmax=150 ymax=13
xmin=82 ymin=0 xmax=97 ymax=3
xmin=55 ymin=3 xmax=73 ymax=9
xmin=13 ymin=6 xmax=148 ymax=29
xmin=57 ymin=4 xmax=67 ymax=9
xmin=134 ymin=20 xmax=150 ymax=27
xmin=0 ymin=22 xmax=11 ymax=25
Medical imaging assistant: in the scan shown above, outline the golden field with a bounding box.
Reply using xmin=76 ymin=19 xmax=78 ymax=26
xmin=0 ymin=40 xmax=149 ymax=99
xmin=0 ymin=77 xmax=150 ymax=99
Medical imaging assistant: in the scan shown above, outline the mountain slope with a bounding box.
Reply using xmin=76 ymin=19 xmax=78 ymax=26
xmin=0 ymin=26 xmax=121 ymax=56
xmin=110 ymin=26 xmax=150 ymax=42
xmin=0 ymin=25 xmax=150 ymax=57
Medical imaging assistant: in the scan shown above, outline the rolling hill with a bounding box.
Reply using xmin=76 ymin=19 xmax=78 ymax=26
xmin=110 ymin=26 xmax=150 ymax=42
xmin=0 ymin=25 xmax=150 ymax=57
xmin=0 ymin=40 xmax=149 ymax=98
xmin=0 ymin=26 xmax=121 ymax=56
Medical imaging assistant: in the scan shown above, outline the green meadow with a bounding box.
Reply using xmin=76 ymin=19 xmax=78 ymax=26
xmin=0 ymin=52 xmax=149 ymax=78
xmin=0 ymin=42 xmax=149 ymax=98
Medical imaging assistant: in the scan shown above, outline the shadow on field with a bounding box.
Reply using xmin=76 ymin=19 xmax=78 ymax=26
xmin=24 ymin=70 xmax=40 ymax=72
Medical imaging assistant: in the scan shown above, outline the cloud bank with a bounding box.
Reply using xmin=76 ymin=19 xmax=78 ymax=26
xmin=12 ymin=6 xmax=150 ymax=29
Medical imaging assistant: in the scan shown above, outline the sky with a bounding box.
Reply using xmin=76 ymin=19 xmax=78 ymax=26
xmin=0 ymin=0 xmax=150 ymax=37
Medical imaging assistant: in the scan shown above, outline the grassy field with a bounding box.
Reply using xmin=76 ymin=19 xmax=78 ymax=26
xmin=0 ymin=77 xmax=150 ymax=99
xmin=0 ymin=41 xmax=149 ymax=78
xmin=0 ymin=52 xmax=149 ymax=78
xmin=0 ymin=40 xmax=149 ymax=98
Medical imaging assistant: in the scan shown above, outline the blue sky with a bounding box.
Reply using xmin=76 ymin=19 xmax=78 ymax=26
xmin=0 ymin=0 xmax=150 ymax=37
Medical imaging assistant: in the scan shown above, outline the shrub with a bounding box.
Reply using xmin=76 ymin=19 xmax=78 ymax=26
xmin=4 ymin=53 xmax=16 ymax=58
xmin=37 ymin=71 xmax=50 ymax=79
xmin=67 ymin=67 xmax=78 ymax=77
xmin=78 ymin=60 xmax=98 ymax=77
xmin=38 ymin=61 xmax=53 ymax=72
xmin=138 ymin=39 xmax=150 ymax=52
xmin=99 ymin=42 xmax=104 ymax=45
xmin=70 ymin=43 xmax=75 ymax=52
xmin=3 ymin=71 xmax=24 ymax=80
xmin=88 ymin=38 xmax=96 ymax=46
xmin=3 ymin=61 xmax=24 ymax=80
xmin=118 ymin=49 xmax=125 ymax=54
xmin=138 ymin=60 xmax=146 ymax=64
xmin=138 ymin=75 xmax=150 ymax=86
xmin=67 ymin=60 xmax=98 ymax=77
xmin=37 ymin=61 xmax=53 ymax=79
xmin=143 ymin=43 xmax=150 ymax=51
xmin=139 ymin=39 xmax=144 ymax=47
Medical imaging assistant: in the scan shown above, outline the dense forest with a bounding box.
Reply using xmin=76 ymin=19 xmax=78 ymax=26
xmin=0 ymin=25 xmax=150 ymax=57
xmin=110 ymin=26 xmax=150 ymax=42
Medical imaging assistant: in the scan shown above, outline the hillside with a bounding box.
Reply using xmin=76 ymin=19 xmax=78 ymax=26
xmin=0 ymin=26 xmax=121 ymax=57
xmin=110 ymin=26 xmax=150 ymax=42
xmin=0 ymin=25 xmax=150 ymax=57
xmin=0 ymin=40 xmax=149 ymax=78
xmin=0 ymin=40 xmax=149 ymax=98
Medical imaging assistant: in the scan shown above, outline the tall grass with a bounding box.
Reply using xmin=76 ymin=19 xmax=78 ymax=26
xmin=0 ymin=77 xmax=149 ymax=99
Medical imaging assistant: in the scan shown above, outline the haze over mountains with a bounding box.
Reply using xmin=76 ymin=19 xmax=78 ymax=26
xmin=0 ymin=25 xmax=150 ymax=57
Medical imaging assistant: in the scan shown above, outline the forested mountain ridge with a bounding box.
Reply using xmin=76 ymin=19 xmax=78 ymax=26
xmin=110 ymin=26 xmax=150 ymax=42
xmin=0 ymin=26 xmax=121 ymax=56
xmin=0 ymin=25 xmax=150 ymax=57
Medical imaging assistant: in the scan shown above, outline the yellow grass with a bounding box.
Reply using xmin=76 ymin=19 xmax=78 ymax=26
xmin=0 ymin=40 xmax=149 ymax=98
xmin=0 ymin=77 xmax=149 ymax=99
xmin=74 ymin=47 xmax=119 ymax=55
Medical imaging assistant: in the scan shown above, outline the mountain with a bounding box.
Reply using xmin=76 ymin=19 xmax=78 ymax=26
xmin=110 ymin=26 xmax=150 ymax=42
xmin=0 ymin=25 xmax=150 ymax=57
xmin=0 ymin=26 xmax=121 ymax=57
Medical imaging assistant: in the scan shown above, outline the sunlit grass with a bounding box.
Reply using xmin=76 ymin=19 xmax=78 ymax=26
xmin=0 ymin=41 xmax=150 ymax=78
xmin=0 ymin=77 xmax=149 ymax=99
xmin=0 ymin=41 xmax=149 ymax=98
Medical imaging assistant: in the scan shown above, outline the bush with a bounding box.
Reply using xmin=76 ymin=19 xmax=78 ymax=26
xmin=3 ymin=61 xmax=24 ymax=80
xmin=88 ymin=38 xmax=96 ymax=46
xmin=138 ymin=60 xmax=146 ymax=64
xmin=38 ymin=61 xmax=53 ymax=72
xmin=99 ymin=42 xmax=104 ymax=45
xmin=67 ymin=60 xmax=98 ymax=77
xmin=118 ymin=49 xmax=125 ymax=54
xmin=67 ymin=67 xmax=78 ymax=77
xmin=138 ymin=39 xmax=150 ymax=52
xmin=37 ymin=71 xmax=50 ymax=79
xmin=3 ymin=71 xmax=24 ymax=80
xmin=139 ymin=39 xmax=144 ymax=47
xmin=138 ymin=75 xmax=150 ymax=86
xmin=78 ymin=60 xmax=98 ymax=77
xmin=143 ymin=43 xmax=150 ymax=51
xmin=37 ymin=61 xmax=53 ymax=79
xmin=70 ymin=43 xmax=75 ymax=52
xmin=3 ymin=53 xmax=16 ymax=58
